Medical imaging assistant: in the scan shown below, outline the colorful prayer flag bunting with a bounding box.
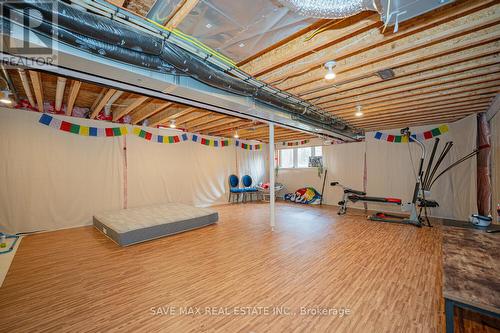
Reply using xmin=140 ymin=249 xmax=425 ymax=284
xmin=132 ymin=127 xmax=187 ymax=144
xmin=38 ymin=114 xmax=261 ymax=149
xmin=373 ymin=125 xmax=449 ymax=143
xmin=39 ymin=114 xmax=127 ymax=137
xmin=282 ymin=139 xmax=310 ymax=146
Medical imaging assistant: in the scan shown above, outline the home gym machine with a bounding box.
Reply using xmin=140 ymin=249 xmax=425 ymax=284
xmin=332 ymin=127 xmax=431 ymax=227
xmin=331 ymin=126 xmax=485 ymax=227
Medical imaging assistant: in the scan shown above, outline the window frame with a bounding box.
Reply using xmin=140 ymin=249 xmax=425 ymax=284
xmin=277 ymin=146 xmax=322 ymax=169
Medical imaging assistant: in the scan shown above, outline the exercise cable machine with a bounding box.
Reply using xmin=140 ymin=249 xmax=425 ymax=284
xmin=331 ymin=126 xmax=485 ymax=227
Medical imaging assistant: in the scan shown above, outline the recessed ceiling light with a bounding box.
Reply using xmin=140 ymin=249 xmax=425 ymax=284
xmin=206 ymin=23 xmax=212 ymax=28
xmin=239 ymin=43 xmax=245 ymax=48
xmin=324 ymin=60 xmax=336 ymax=80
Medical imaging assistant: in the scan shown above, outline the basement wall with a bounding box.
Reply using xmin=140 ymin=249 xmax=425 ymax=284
xmin=0 ymin=108 xmax=267 ymax=233
xmin=277 ymin=115 xmax=478 ymax=221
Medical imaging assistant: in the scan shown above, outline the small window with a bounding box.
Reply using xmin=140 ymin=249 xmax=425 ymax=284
xmin=297 ymin=147 xmax=312 ymax=168
xmin=277 ymin=146 xmax=323 ymax=168
xmin=279 ymin=149 xmax=294 ymax=168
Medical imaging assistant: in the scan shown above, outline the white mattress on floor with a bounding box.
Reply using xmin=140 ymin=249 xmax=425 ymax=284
xmin=94 ymin=203 xmax=217 ymax=233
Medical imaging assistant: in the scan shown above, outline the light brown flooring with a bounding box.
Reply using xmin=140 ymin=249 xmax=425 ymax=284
xmin=0 ymin=202 xmax=492 ymax=332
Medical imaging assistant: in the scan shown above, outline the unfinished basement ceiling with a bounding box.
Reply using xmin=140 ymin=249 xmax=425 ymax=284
xmin=5 ymin=69 xmax=314 ymax=143
xmin=147 ymin=0 xmax=318 ymax=62
xmin=137 ymin=0 xmax=500 ymax=132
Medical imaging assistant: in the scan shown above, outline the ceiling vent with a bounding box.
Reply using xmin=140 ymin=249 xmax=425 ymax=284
xmin=377 ymin=69 xmax=395 ymax=80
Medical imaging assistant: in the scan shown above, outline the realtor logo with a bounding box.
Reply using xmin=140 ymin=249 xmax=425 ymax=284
xmin=0 ymin=0 xmax=58 ymax=66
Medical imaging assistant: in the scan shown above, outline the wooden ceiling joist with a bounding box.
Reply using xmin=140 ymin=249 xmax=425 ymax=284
xmin=164 ymin=0 xmax=199 ymax=29
xmin=28 ymin=70 xmax=43 ymax=112
xmin=316 ymin=57 xmax=500 ymax=106
xmin=113 ymin=96 xmax=149 ymax=121
xmin=65 ymin=80 xmax=82 ymax=116
xmin=352 ymin=106 xmax=489 ymax=127
xmin=185 ymin=114 xmax=227 ymax=131
xmin=259 ymin=1 xmax=497 ymax=85
xmin=152 ymin=107 xmax=198 ymax=127
xmin=241 ymin=13 xmax=381 ymax=76
xmin=17 ymin=69 xmax=36 ymax=108
xmin=303 ymin=40 xmax=500 ymax=101
xmin=54 ymin=77 xmax=67 ymax=112
xmin=330 ymin=85 xmax=500 ymax=116
xmin=190 ymin=117 xmax=242 ymax=133
xmin=209 ymin=121 xmax=265 ymax=136
xmin=148 ymin=105 xmax=190 ymax=127
xmin=324 ymin=73 xmax=500 ymax=111
xmin=174 ymin=109 xmax=209 ymax=126
xmin=90 ymin=88 xmax=117 ymax=119
xmin=274 ymin=5 xmax=500 ymax=93
xmin=131 ymin=102 xmax=172 ymax=125
xmin=337 ymin=94 xmax=497 ymax=120
xmin=343 ymin=99 xmax=493 ymax=122
xmin=362 ymin=109 xmax=487 ymax=131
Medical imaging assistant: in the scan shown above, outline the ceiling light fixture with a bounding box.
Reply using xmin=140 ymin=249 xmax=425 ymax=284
xmin=355 ymin=105 xmax=363 ymax=117
xmin=234 ymin=131 xmax=239 ymax=139
xmin=0 ymin=90 xmax=12 ymax=104
xmin=324 ymin=61 xmax=336 ymax=80
xmin=169 ymin=119 xmax=176 ymax=129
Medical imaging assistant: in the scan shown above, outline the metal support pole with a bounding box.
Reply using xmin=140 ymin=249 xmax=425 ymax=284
xmin=269 ymin=123 xmax=276 ymax=230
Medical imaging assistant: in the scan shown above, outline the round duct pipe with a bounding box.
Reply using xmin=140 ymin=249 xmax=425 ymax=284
xmin=278 ymin=0 xmax=381 ymax=19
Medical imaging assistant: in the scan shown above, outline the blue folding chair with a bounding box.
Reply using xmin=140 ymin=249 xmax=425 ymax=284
xmin=242 ymin=175 xmax=258 ymax=202
xmin=228 ymin=174 xmax=245 ymax=203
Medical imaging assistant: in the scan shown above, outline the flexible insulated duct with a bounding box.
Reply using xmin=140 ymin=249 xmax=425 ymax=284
xmin=1 ymin=0 xmax=355 ymax=135
xmin=278 ymin=0 xmax=381 ymax=19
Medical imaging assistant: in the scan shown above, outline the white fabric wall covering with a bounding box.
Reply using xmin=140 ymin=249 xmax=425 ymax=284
xmin=0 ymin=109 xmax=123 ymax=233
xmin=365 ymin=115 xmax=477 ymax=220
xmin=126 ymin=130 xmax=245 ymax=208
xmin=236 ymin=145 xmax=268 ymax=186
xmin=442 ymin=115 xmax=478 ymax=219
xmin=276 ymin=117 xmax=477 ymax=220
xmin=276 ymin=142 xmax=365 ymax=205
xmin=322 ymin=142 xmax=366 ymax=207
xmin=276 ymin=168 xmax=323 ymax=197
xmin=0 ymin=108 xmax=267 ymax=233
xmin=491 ymin=112 xmax=500 ymax=223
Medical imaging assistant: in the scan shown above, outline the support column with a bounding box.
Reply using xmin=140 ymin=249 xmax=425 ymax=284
xmin=269 ymin=123 xmax=276 ymax=230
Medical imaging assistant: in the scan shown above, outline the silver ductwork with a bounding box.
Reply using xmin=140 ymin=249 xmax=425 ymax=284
xmin=278 ymin=0 xmax=381 ymax=19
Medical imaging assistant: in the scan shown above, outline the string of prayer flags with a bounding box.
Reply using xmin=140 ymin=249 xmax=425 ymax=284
xmin=235 ymin=140 xmax=262 ymax=150
xmin=39 ymin=114 xmax=127 ymax=137
xmin=374 ymin=125 xmax=449 ymax=143
xmin=282 ymin=139 xmax=310 ymax=146
xmin=132 ymin=127 xmax=188 ymax=143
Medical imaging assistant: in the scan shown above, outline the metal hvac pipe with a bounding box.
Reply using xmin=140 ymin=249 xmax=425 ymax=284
xmin=2 ymin=0 xmax=357 ymax=137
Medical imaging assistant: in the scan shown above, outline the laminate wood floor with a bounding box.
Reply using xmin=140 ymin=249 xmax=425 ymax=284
xmin=0 ymin=202 xmax=465 ymax=332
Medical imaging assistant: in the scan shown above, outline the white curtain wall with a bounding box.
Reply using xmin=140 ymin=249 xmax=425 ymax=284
xmin=277 ymin=116 xmax=478 ymax=221
xmin=0 ymin=108 xmax=267 ymax=233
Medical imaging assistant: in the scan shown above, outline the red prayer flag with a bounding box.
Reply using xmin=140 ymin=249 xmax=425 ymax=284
xmin=60 ymin=121 xmax=71 ymax=132
xmin=105 ymin=128 xmax=114 ymax=136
